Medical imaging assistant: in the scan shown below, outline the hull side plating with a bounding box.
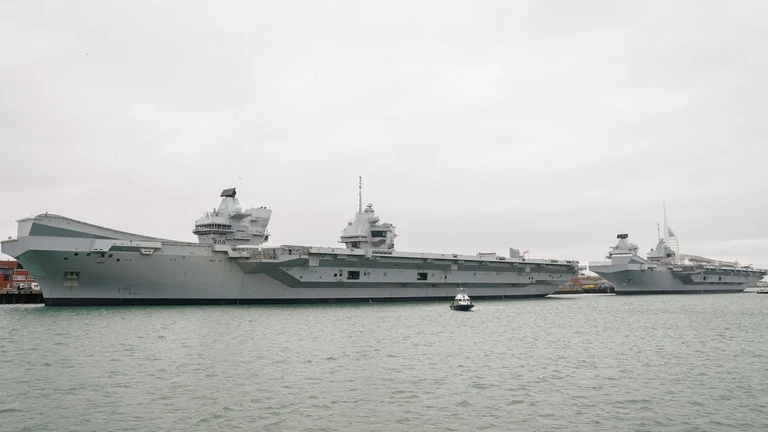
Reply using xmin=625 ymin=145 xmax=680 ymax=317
xmin=595 ymin=268 xmax=752 ymax=295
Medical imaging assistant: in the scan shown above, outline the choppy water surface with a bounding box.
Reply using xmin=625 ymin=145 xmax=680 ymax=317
xmin=2 ymin=294 xmax=768 ymax=431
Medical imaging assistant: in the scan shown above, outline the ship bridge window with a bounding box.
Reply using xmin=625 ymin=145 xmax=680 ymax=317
xmin=347 ymin=270 xmax=360 ymax=280
xmin=371 ymin=231 xmax=388 ymax=238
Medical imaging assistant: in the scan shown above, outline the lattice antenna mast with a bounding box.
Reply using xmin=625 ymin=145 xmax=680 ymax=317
xmin=358 ymin=176 xmax=362 ymax=213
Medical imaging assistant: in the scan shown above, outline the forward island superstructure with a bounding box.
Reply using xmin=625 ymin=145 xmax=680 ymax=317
xmin=589 ymin=208 xmax=766 ymax=294
xmin=1 ymin=183 xmax=580 ymax=306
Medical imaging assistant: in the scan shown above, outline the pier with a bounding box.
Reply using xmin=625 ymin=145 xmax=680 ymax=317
xmin=0 ymin=289 xmax=44 ymax=304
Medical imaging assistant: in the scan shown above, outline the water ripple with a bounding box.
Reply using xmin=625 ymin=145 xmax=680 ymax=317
xmin=1 ymin=296 xmax=768 ymax=431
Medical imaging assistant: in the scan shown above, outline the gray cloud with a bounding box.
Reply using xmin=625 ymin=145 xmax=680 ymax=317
xmin=2 ymin=1 xmax=767 ymax=271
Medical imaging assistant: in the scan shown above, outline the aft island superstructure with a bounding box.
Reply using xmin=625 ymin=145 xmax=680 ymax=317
xmin=1 ymin=184 xmax=580 ymax=306
xmin=589 ymin=209 xmax=766 ymax=294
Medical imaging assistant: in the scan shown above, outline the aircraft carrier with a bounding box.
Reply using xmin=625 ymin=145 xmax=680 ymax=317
xmin=1 ymin=184 xmax=580 ymax=306
xmin=589 ymin=216 xmax=767 ymax=295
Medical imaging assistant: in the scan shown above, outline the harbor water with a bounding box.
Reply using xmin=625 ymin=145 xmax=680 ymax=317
xmin=1 ymin=293 xmax=767 ymax=431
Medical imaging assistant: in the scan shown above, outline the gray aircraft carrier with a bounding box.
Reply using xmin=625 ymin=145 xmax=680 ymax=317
xmin=1 ymin=184 xmax=580 ymax=306
xmin=590 ymin=232 xmax=766 ymax=294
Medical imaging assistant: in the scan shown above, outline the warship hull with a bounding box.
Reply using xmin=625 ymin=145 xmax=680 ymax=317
xmin=2 ymin=214 xmax=579 ymax=306
xmin=592 ymin=268 xmax=754 ymax=294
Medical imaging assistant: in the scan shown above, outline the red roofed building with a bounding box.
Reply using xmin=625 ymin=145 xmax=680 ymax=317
xmin=0 ymin=260 xmax=38 ymax=290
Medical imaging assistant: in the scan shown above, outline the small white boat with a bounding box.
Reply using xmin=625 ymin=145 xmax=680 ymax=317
xmin=757 ymin=288 xmax=768 ymax=294
xmin=450 ymin=287 xmax=474 ymax=311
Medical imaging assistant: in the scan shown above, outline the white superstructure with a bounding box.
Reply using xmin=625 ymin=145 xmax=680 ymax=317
xmin=339 ymin=178 xmax=396 ymax=250
xmin=193 ymin=188 xmax=271 ymax=246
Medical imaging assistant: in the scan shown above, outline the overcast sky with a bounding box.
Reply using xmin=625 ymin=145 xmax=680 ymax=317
xmin=2 ymin=1 xmax=767 ymax=271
